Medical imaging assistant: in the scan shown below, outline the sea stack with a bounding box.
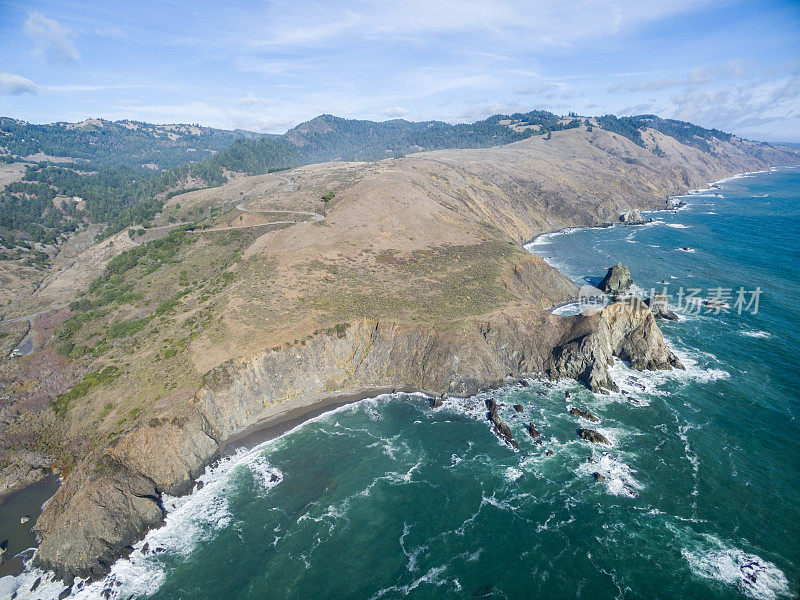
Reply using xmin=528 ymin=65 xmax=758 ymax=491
xmin=598 ymin=262 xmax=633 ymax=294
xmin=619 ymin=209 xmax=651 ymax=225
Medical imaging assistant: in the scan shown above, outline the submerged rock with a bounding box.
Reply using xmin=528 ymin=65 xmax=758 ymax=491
xmin=577 ymin=428 xmax=609 ymax=444
xmin=513 ymin=404 xmax=524 ymax=412
xmin=569 ymin=407 xmax=600 ymax=423
xmin=646 ymin=294 xmax=679 ymax=320
xmin=598 ymin=262 xmax=633 ymax=294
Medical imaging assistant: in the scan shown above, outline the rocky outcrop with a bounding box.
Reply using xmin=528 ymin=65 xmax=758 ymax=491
xmin=598 ymin=262 xmax=633 ymax=294
xmin=33 ymin=455 xmax=165 ymax=583
xmin=484 ymin=398 xmax=517 ymax=448
xmin=32 ymin=298 xmax=681 ymax=581
xmin=108 ymin=418 xmax=218 ymax=496
xmin=578 ymin=429 xmax=609 ymax=444
xmin=545 ymin=298 xmax=683 ymax=392
xmin=646 ymin=293 xmax=679 ymax=320
xmin=569 ymin=407 xmax=599 ymax=422
xmin=619 ymin=209 xmax=651 ymax=225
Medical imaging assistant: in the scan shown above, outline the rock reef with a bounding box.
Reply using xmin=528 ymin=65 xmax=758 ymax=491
xmin=646 ymin=293 xmax=680 ymax=320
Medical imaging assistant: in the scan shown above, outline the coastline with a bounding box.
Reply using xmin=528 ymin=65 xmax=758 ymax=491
xmin=0 ymin=165 xmax=767 ymax=510
xmin=218 ymin=385 xmax=430 ymax=456
xmin=9 ymin=162 xmax=800 ymax=590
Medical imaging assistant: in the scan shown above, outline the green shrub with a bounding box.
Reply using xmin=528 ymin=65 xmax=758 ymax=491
xmin=53 ymin=366 xmax=120 ymax=417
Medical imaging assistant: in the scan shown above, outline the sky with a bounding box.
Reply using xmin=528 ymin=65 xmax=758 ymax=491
xmin=0 ymin=0 xmax=798 ymax=141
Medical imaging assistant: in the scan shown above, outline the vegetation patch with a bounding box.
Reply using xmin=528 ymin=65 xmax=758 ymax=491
xmin=53 ymin=366 xmax=120 ymax=417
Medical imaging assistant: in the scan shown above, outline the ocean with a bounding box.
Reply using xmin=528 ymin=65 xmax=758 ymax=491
xmin=9 ymin=167 xmax=800 ymax=600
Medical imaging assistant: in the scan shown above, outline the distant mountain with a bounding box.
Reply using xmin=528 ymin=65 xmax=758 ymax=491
xmin=0 ymin=117 xmax=265 ymax=169
xmin=283 ymin=111 xmax=581 ymax=162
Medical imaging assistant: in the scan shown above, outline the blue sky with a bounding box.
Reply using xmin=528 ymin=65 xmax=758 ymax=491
xmin=0 ymin=0 xmax=798 ymax=140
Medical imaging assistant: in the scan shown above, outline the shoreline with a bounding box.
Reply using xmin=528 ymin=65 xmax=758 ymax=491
xmin=525 ymin=163 xmax=800 ymax=253
xmin=218 ymin=385 xmax=430 ymax=457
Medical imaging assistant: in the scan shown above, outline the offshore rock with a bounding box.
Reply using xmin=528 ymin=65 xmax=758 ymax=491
xmin=569 ymin=407 xmax=600 ymax=422
xmin=619 ymin=209 xmax=651 ymax=225
xmin=578 ymin=429 xmax=609 ymax=444
xmin=490 ymin=414 xmax=518 ymax=449
xmin=598 ymin=262 xmax=633 ymax=294
xmin=646 ymin=294 xmax=679 ymax=320
xmin=485 ymin=398 xmax=498 ymax=416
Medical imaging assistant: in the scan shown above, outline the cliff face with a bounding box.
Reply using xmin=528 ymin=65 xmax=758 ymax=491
xmin=33 ymin=299 xmax=680 ymax=581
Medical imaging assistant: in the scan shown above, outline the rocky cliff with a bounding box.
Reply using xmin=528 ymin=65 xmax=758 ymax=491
xmin=32 ymin=298 xmax=680 ymax=581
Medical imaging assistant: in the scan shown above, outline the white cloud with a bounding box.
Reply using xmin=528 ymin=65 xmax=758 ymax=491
xmin=0 ymin=72 xmax=38 ymax=95
xmin=514 ymin=82 xmax=573 ymax=99
xmin=237 ymin=93 xmax=277 ymax=106
xmin=609 ymin=78 xmax=683 ymax=93
xmin=237 ymin=0 xmax=720 ymax=50
xmin=24 ymin=11 xmax=80 ymax=64
xmin=379 ymin=106 xmax=409 ymax=117
xmin=667 ymin=74 xmax=800 ymax=132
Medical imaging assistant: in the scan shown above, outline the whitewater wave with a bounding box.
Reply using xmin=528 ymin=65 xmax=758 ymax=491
xmin=575 ymin=452 xmax=642 ymax=498
xmin=15 ymin=392 xmax=431 ymax=600
xmin=740 ymin=330 xmax=772 ymax=339
xmin=682 ymin=535 xmax=790 ymax=600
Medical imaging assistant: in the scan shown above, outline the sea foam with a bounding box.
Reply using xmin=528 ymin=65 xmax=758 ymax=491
xmin=681 ymin=535 xmax=790 ymax=600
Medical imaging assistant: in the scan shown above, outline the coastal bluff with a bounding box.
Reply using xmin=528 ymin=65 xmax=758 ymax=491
xmin=33 ymin=300 xmax=680 ymax=581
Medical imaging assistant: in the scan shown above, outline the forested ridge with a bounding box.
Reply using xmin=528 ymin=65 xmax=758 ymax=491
xmin=0 ymin=111 xmax=749 ymax=258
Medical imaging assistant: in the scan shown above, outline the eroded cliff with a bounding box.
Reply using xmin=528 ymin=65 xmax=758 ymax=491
xmin=32 ymin=299 xmax=680 ymax=581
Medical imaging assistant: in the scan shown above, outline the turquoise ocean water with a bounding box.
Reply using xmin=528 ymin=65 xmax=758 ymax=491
xmin=11 ymin=167 xmax=800 ymax=600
